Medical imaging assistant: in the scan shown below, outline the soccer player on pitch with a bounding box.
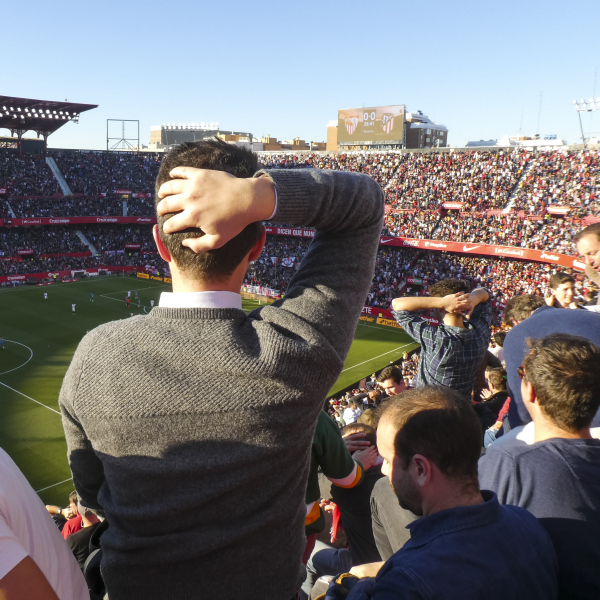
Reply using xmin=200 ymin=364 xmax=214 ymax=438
xmin=90 ymin=292 xmax=94 ymax=302
xmin=44 ymin=293 xmax=48 ymax=301
xmin=72 ymin=304 xmax=76 ymax=315
xmin=126 ymin=297 xmax=130 ymax=308
xmin=150 ymin=299 xmax=155 ymax=308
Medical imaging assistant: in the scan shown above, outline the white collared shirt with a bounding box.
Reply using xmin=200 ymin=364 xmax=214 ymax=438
xmin=158 ymin=291 xmax=242 ymax=310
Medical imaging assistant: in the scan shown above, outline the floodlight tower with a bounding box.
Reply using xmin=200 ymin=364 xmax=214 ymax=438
xmin=573 ymin=98 xmax=600 ymax=149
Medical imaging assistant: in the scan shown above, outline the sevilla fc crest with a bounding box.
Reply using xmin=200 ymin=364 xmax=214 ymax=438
xmin=382 ymin=113 xmax=394 ymax=134
xmin=345 ymin=117 xmax=359 ymax=135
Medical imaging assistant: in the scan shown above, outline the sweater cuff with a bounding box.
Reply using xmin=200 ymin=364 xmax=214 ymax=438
xmin=254 ymin=169 xmax=315 ymax=226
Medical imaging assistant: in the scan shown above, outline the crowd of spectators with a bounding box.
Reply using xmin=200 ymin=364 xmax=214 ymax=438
xmin=0 ymin=253 xmax=130 ymax=278
xmin=79 ymin=224 xmax=154 ymax=253
xmin=8 ymin=196 xmax=124 ymax=217
xmin=0 ymin=227 xmax=86 ymax=256
xmin=511 ymin=148 xmax=600 ymax=216
xmin=50 ymin=150 xmax=161 ymax=195
xmin=0 ymin=153 xmax=60 ymax=196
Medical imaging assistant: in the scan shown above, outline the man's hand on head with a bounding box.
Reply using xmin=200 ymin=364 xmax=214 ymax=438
xmin=352 ymin=446 xmax=378 ymax=471
xmin=441 ymin=292 xmax=471 ymax=314
xmin=156 ymin=167 xmax=275 ymax=253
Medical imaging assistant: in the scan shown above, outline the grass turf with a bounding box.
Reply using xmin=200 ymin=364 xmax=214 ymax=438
xmin=0 ymin=275 xmax=417 ymax=506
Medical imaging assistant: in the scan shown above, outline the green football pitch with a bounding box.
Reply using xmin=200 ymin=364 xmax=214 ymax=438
xmin=0 ymin=275 xmax=417 ymax=507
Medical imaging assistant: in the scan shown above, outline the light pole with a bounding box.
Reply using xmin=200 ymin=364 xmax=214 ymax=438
xmin=573 ymin=98 xmax=600 ymax=149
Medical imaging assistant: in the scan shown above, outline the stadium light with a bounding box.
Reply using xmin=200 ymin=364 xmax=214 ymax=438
xmin=574 ymin=97 xmax=600 ymax=148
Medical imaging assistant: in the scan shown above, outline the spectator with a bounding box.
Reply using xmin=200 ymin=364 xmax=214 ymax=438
xmin=66 ymin=502 xmax=101 ymax=572
xmin=333 ymin=386 xmax=558 ymax=600
xmin=376 ymin=365 xmax=406 ymax=397
xmin=58 ymin=140 xmax=384 ymax=600
xmin=0 ymin=446 xmax=88 ymax=600
xmin=343 ymin=401 xmax=362 ymax=425
xmin=502 ymin=294 xmax=600 ymax=429
xmin=489 ymin=330 xmax=506 ymax=363
xmin=392 ymin=279 xmax=492 ymax=398
xmin=45 ymin=490 xmax=78 ymax=532
xmin=479 ymin=334 xmax=600 ymax=599
xmin=545 ymin=272 xmax=577 ymax=309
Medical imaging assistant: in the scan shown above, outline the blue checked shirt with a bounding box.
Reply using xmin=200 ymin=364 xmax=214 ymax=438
xmin=393 ymin=293 xmax=492 ymax=398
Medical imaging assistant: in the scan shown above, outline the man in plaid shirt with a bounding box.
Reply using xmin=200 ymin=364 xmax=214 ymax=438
xmin=392 ymin=279 xmax=492 ymax=399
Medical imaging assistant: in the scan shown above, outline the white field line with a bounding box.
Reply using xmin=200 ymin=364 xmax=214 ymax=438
xmin=341 ymin=342 xmax=414 ymax=373
xmin=0 ymin=340 xmax=34 ymax=376
xmin=36 ymin=477 xmax=73 ymax=493
xmin=0 ymin=381 xmax=61 ymax=415
xmin=99 ymin=295 xmax=152 ymax=311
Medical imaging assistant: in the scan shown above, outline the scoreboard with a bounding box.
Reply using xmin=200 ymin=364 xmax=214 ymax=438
xmin=337 ymin=105 xmax=405 ymax=144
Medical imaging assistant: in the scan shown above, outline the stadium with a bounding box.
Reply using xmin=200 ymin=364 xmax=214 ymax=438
xmin=1 ymin=86 xmax=600 ymax=600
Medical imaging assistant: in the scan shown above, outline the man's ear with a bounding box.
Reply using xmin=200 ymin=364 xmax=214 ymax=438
xmin=523 ymin=379 xmax=537 ymax=405
xmin=153 ymin=225 xmax=172 ymax=263
xmin=248 ymin=225 xmax=267 ymax=262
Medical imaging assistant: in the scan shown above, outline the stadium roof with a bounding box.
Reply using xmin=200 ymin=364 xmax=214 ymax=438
xmin=0 ymin=95 xmax=98 ymax=140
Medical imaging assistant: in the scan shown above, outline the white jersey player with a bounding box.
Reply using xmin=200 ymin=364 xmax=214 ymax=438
xmin=72 ymin=303 xmax=76 ymax=315
xmin=127 ymin=291 xmax=131 ymax=298
xmin=150 ymin=299 xmax=155 ymax=308
xmin=44 ymin=293 xmax=48 ymax=301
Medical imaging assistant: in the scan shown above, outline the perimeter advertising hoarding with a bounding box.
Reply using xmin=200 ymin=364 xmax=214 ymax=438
xmin=337 ymin=105 xmax=405 ymax=144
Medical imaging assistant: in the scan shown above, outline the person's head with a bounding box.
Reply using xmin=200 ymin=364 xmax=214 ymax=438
xmin=154 ymin=139 xmax=265 ymax=284
xmin=493 ymin=331 xmax=506 ymax=348
xmin=68 ymin=491 xmax=78 ymax=515
xmin=486 ymin=368 xmax=507 ymax=392
xmin=377 ymin=365 xmax=406 ymax=396
xmin=376 ymin=386 xmax=482 ymax=516
xmin=342 ymin=423 xmax=377 ymax=450
xmin=520 ymin=333 xmax=600 ymax=433
xmin=429 ymin=279 xmax=470 ymax=302
xmin=575 ymin=223 xmax=600 ymax=271
xmin=549 ymin=272 xmax=575 ymax=307
xmin=503 ymin=294 xmax=545 ymax=327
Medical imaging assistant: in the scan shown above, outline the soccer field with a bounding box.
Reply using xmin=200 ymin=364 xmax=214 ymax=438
xmin=0 ymin=275 xmax=417 ymax=506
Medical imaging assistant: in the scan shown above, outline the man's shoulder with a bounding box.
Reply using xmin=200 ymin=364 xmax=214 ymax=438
xmin=76 ymin=316 xmax=147 ymax=351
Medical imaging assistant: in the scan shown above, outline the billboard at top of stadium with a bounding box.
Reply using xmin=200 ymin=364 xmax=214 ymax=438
xmin=337 ymin=105 xmax=405 ymax=143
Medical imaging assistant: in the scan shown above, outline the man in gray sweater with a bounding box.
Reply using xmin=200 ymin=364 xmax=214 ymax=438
xmin=59 ymin=140 xmax=384 ymax=600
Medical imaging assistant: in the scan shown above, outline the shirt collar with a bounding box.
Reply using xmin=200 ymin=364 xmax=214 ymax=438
xmin=405 ymin=491 xmax=501 ymax=548
xmin=158 ymin=291 xmax=242 ymax=310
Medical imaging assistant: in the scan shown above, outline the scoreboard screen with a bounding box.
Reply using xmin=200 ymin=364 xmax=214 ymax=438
xmin=337 ymin=105 xmax=405 ymax=143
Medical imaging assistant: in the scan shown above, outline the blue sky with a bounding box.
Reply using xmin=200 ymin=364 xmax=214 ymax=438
xmin=3 ymin=0 xmax=599 ymax=149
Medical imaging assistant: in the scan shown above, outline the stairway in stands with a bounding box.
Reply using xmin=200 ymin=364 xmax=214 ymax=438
xmin=502 ymin=158 xmax=536 ymax=213
xmin=75 ymin=230 xmax=98 ymax=256
xmin=45 ymin=156 xmax=73 ymax=196
xmin=5 ymin=201 xmax=16 ymax=218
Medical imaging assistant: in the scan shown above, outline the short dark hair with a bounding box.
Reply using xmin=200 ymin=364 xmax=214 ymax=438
xmin=429 ymin=278 xmax=470 ymax=298
xmin=493 ymin=331 xmax=506 ymax=347
xmin=487 ymin=368 xmax=507 ymax=391
xmin=549 ymin=272 xmax=575 ymax=290
xmin=503 ymin=294 xmax=545 ymax=326
xmin=574 ymin=223 xmax=600 ymax=244
xmin=379 ymin=386 xmax=482 ymax=485
xmin=523 ymin=333 xmax=600 ymax=432
xmin=342 ymin=423 xmax=377 ymax=447
xmin=377 ymin=365 xmax=402 ymax=384
xmin=155 ymin=139 xmax=262 ymax=282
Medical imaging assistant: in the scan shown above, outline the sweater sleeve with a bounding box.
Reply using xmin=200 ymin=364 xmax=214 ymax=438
xmin=255 ymin=168 xmax=384 ymax=366
xmin=58 ymin=330 xmax=106 ymax=513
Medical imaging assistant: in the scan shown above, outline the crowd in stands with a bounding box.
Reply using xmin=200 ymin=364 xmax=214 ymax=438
xmin=511 ymin=148 xmax=600 ymax=216
xmin=0 ymin=227 xmax=86 ymax=256
xmin=79 ymin=224 xmax=154 ymax=252
xmin=51 ymin=151 xmax=162 ymax=195
xmin=127 ymin=196 xmax=155 ymax=216
xmin=0 ymin=253 xmax=130 ymax=279
xmin=0 ymin=153 xmax=60 ymax=196
xmin=7 ymin=196 xmax=124 ymax=217
xmin=3 ymin=142 xmax=600 ymax=600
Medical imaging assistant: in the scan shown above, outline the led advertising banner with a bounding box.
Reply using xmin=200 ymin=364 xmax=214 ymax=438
xmin=337 ymin=105 xmax=405 ymax=144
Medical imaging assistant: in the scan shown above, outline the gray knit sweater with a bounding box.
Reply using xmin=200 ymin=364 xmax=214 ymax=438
xmin=59 ymin=168 xmax=384 ymax=600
